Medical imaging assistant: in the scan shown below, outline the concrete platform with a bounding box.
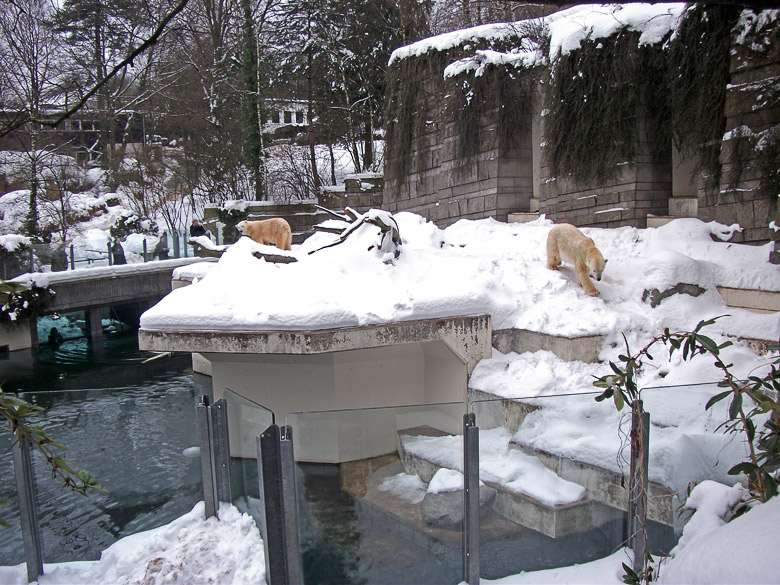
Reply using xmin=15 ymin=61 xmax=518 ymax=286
xmin=397 ymin=428 xmax=621 ymax=539
xmin=492 ymin=328 xmax=603 ymax=363
xmin=717 ymin=286 xmax=780 ymax=314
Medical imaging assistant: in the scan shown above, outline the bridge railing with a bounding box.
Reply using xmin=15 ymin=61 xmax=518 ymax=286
xmin=2 ymin=231 xmax=216 ymax=279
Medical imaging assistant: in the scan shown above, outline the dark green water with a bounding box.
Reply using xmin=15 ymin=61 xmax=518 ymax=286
xmin=0 ymin=331 xmax=210 ymax=565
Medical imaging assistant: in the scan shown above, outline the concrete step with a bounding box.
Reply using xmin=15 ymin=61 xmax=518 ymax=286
xmin=492 ymin=328 xmax=603 ymax=364
xmin=468 ymin=389 xmax=541 ymax=434
xmin=717 ymin=286 xmax=780 ymax=314
xmin=668 ymin=197 xmax=698 ymax=217
xmin=507 ymin=212 xmax=541 ymax=224
xmin=509 ymin=438 xmax=678 ymax=529
xmin=397 ymin=427 xmax=622 ymax=539
xmin=646 ymin=215 xmax=683 ymax=228
xmin=466 ymin=395 xmax=679 ymax=528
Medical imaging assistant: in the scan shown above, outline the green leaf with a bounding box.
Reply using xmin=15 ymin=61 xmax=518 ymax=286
xmin=728 ymin=462 xmax=758 ymax=476
xmin=705 ymin=391 xmax=732 ymax=410
xmin=745 ymin=417 xmax=756 ymax=443
xmin=697 ymin=335 xmax=719 ymax=354
xmin=614 ymin=390 xmax=625 ymax=411
xmin=729 ymin=392 xmax=743 ymax=421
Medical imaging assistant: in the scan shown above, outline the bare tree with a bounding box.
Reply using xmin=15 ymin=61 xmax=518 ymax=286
xmin=0 ymin=0 xmax=70 ymax=239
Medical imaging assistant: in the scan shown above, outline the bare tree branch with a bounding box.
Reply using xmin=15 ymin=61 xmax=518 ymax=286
xmin=0 ymin=0 xmax=192 ymax=139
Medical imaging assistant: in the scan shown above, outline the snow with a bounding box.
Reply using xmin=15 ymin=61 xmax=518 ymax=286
xmin=0 ymin=234 xmax=30 ymax=253
xmin=389 ymin=3 xmax=688 ymax=70
xmin=0 ymin=503 xmax=266 ymax=585
xmin=378 ymin=472 xmax=427 ymax=504
xmin=546 ymin=3 xmax=687 ymax=58
xmin=141 ymin=214 xmax=780 ymax=344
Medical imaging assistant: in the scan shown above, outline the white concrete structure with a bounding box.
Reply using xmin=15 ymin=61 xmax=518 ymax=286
xmin=139 ymin=315 xmax=492 ymax=462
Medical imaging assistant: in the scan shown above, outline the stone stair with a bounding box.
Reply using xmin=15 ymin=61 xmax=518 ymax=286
xmin=397 ymin=426 xmax=624 ymax=539
xmin=646 ymin=196 xmax=698 ymax=228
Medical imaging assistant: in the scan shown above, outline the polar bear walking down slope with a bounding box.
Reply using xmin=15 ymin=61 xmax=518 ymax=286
xmin=236 ymin=218 xmax=292 ymax=251
xmin=546 ymin=223 xmax=607 ymax=296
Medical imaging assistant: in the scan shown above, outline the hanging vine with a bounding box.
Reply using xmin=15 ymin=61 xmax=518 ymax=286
xmin=666 ymin=4 xmax=742 ymax=195
xmin=544 ymin=31 xmax=670 ymax=185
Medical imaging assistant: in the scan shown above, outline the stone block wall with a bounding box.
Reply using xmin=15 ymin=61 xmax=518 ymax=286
xmin=538 ymin=128 xmax=672 ymax=229
xmin=698 ymin=31 xmax=779 ymax=243
xmin=383 ymin=71 xmax=535 ymax=228
xmin=383 ymin=14 xmax=778 ymax=243
xmin=319 ymin=173 xmax=384 ymax=213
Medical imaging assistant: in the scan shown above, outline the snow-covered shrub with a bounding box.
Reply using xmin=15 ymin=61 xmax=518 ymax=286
xmin=109 ymin=209 xmax=159 ymax=240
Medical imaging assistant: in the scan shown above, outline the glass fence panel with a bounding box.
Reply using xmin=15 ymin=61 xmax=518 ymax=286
xmin=470 ymin=393 xmax=632 ymax=581
xmin=287 ymin=402 xmax=467 ymax=585
xmin=3 ymin=386 xmax=202 ymax=564
xmin=642 ymin=382 xmax=745 ymax=554
xmin=222 ymin=388 xmax=274 ymax=524
xmin=0 ymin=428 xmax=25 ymax=566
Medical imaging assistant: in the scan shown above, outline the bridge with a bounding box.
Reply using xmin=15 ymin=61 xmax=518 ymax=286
xmin=11 ymin=257 xmax=213 ymax=347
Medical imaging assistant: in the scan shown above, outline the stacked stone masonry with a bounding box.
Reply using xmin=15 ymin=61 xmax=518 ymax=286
xmin=383 ymin=18 xmax=778 ymax=243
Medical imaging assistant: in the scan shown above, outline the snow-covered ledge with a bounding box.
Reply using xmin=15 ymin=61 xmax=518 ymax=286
xmin=139 ymin=314 xmax=490 ymax=371
xmin=140 ymin=315 xmax=491 ymax=462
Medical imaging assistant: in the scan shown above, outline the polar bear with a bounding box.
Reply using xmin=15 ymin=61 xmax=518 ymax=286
xmin=546 ymin=223 xmax=607 ymax=296
xmin=236 ymin=218 xmax=292 ymax=251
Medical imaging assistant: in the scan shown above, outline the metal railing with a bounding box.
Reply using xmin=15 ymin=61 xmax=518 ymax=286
xmin=11 ymin=384 xmax=733 ymax=584
xmin=2 ymin=231 xmax=216 ymax=280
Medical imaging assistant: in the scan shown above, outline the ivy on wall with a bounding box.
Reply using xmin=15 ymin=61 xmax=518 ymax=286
xmin=386 ymin=6 xmax=778 ymax=204
xmin=545 ymin=31 xmax=669 ymax=185
xmin=667 ymin=4 xmax=742 ymax=193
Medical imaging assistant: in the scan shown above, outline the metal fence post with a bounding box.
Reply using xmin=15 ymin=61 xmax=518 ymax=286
xmin=463 ymin=413 xmax=480 ymax=584
xmin=280 ymin=425 xmax=302 ymax=584
xmin=69 ymin=245 xmax=75 ymax=270
xmin=257 ymin=424 xmax=301 ymax=585
xmin=628 ymin=399 xmax=650 ymax=573
xmin=258 ymin=425 xmax=288 ymax=585
xmin=107 ymin=242 xmax=113 ymax=266
xmin=143 ymin=240 xmax=148 ymax=262
xmin=196 ymin=395 xmax=218 ymax=519
xmin=210 ymin=399 xmax=232 ymax=504
xmin=11 ymin=430 xmax=44 ymax=583
xmin=172 ymin=231 xmax=181 ymax=258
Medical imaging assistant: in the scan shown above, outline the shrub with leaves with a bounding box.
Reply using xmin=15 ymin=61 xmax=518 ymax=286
xmin=216 ymin=206 xmax=249 ymax=244
xmin=595 ymin=318 xmax=779 ymax=584
xmin=0 ymin=389 xmax=100 ymax=527
xmin=109 ymin=211 xmax=159 ymax=241
xmin=0 ymin=282 xmax=54 ymax=324
xmin=594 ymin=316 xmax=780 ymax=504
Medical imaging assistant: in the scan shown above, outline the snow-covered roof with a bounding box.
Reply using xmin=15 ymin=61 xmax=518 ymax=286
xmin=389 ymin=3 xmax=688 ymax=69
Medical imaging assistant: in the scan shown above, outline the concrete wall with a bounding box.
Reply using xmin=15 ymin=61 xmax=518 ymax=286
xmin=319 ymin=174 xmax=384 ymax=214
xmin=0 ymin=321 xmax=33 ymax=351
xmin=383 ymin=75 xmax=535 ymax=227
xmin=208 ymin=340 xmax=467 ymax=462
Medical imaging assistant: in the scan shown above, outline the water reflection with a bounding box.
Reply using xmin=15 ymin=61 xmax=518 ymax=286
xmin=0 ymin=333 xmax=209 ymax=564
